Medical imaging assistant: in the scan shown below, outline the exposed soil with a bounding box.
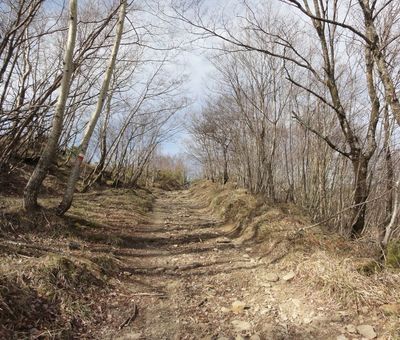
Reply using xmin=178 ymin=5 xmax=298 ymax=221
xmin=1 ymin=184 xmax=398 ymax=339
xmin=96 ymin=190 xmax=393 ymax=340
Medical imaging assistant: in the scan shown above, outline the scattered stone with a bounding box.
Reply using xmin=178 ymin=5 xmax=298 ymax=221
xmin=116 ymin=334 xmax=142 ymax=340
xmin=221 ymin=307 xmax=231 ymax=313
xmin=265 ymin=273 xmax=279 ymax=282
xmin=282 ymin=271 xmax=296 ymax=281
xmin=380 ymin=303 xmax=400 ymax=316
xmin=278 ymin=298 xmax=303 ymax=321
xmin=345 ymin=324 xmax=357 ymax=334
xmin=232 ymin=300 xmax=247 ymax=314
xmin=356 ymin=325 xmax=377 ymax=339
xmin=231 ymin=320 xmax=252 ymax=333
xmin=68 ymin=241 xmax=81 ymax=250
xmin=217 ymin=237 xmax=232 ymax=244
xmin=330 ymin=314 xmax=343 ymax=323
xmin=250 ymin=335 xmax=261 ymax=340
xmin=303 ymin=317 xmax=312 ymax=324
xmin=245 ymin=248 xmax=252 ymax=252
xmin=336 ymin=335 xmax=348 ymax=340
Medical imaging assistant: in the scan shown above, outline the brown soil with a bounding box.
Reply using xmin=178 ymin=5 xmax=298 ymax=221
xmin=96 ymin=190 xmax=396 ymax=340
xmin=1 ymin=186 xmax=398 ymax=339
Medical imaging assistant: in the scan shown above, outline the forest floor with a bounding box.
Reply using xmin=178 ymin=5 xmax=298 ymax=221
xmin=103 ymin=189 xmax=398 ymax=340
xmin=1 ymin=174 xmax=399 ymax=339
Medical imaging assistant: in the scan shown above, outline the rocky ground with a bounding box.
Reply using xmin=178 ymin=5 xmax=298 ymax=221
xmin=1 ymin=181 xmax=398 ymax=339
xmin=99 ymin=190 xmax=390 ymax=340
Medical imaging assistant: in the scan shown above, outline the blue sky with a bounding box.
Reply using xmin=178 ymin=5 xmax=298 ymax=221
xmin=161 ymin=50 xmax=215 ymax=155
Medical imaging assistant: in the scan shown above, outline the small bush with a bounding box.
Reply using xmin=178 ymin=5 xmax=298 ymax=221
xmin=153 ymin=170 xmax=185 ymax=191
xmin=386 ymin=240 xmax=400 ymax=268
xmin=91 ymin=255 xmax=120 ymax=275
xmin=0 ymin=275 xmax=60 ymax=337
xmin=36 ymin=255 xmax=106 ymax=293
xmin=297 ymin=251 xmax=400 ymax=308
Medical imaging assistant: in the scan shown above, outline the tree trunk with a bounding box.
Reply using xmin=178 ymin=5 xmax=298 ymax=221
xmin=350 ymin=157 xmax=369 ymax=237
xmin=358 ymin=1 xmax=400 ymax=128
xmin=57 ymin=0 xmax=126 ymax=215
xmin=23 ymin=0 xmax=77 ymax=211
xmin=382 ymin=180 xmax=399 ymax=247
xmin=222 ymin=145 xmax=229 ymax=184
xmin=383 ymin=105 xmax=394 ymax=222
xmin=266 ymin=161 xmax=275 ymax=201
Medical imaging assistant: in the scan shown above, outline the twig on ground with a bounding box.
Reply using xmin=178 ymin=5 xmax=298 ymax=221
xmin=41 ymin=210 xmax=51 ymax=228
xmin=119 ymin=302 xmax=138 ymax=330
xmin=197 ymin=298 xmax=207 ymax=307
xmin=297 ymin=189 xmax=393 ymax=234
xmin=130 ymin=292 xmax=166 ymax=297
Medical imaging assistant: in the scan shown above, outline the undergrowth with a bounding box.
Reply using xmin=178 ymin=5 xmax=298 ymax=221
xmin=0 ymin=253 xmax=120 ymax=338
xmin=191 ymin=180 xmax=400 ymax=313
xmin=0 ymin=184 xmax=154 ymax=338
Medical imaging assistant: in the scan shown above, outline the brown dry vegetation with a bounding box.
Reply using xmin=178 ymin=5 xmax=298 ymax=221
xmin=0 ymin=169 xmax=399 ymax=338
xmin=189 ymin=181 xmax=400 ymax=337
xmin=0 ymin=164 xmax=155 ymax=338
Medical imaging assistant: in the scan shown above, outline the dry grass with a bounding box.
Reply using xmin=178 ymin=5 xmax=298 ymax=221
xmin=190 ymin=181 xmax=257 ymax=223
xmin=34 ymin=255 xmax=107 ymax=292
xmin=192 ymin=180 xmax=400 ymax=316
xmin=297 ymin=251 xmax=400 ymax=308
xmin=0 ymin=175 xmax=154 ymax=338
xmin=0 ymin=252 xmax=117 ymax=338
xmin=151 ymin=170 xmax=185 ymax=191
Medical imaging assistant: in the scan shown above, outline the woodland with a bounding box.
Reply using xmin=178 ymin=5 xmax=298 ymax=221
xmin=0 ymin=0 xmax=400 ymax=339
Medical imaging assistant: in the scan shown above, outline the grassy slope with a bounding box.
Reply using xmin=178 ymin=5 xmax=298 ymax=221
xmin=0 ymin=164 xmax=155 ymax=338
xmin=1 ymin=167 xmax=399 ymax=338
xmin=190 ymin=180 xmax=400 ymax=336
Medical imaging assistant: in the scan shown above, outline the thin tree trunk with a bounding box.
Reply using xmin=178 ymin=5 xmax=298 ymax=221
xmin=23 ymin=0 xmax=77 ymax=211
xmin=57 ymin=0 xmax=126 ymax=215
xmin=357 ymin=1 xmax=400 ymax=128
xmin=222 ymin=145 xmax=229 ymax=184
xmin=82 ymin=93 xmax=113 ymax=189
xmin=382 ymin=180 xmax=399 ymax=247
xmin=350 ymin=157 xmax=369 ymax=237
xmin=97 ymin=97 xmax=111 ymax=176
xmin=383 ymin=105 xmax=394 ymax=223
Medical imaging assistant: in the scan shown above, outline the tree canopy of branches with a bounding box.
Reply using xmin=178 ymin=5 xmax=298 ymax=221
xmin=181 ymin=0 xmax=400 ymax=243
xmin=0 ymin=0 xmax=186 ymax=214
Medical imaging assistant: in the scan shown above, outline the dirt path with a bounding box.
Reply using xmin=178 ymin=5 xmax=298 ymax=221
xmin=107 ymin=190 xmax=376 ymax=340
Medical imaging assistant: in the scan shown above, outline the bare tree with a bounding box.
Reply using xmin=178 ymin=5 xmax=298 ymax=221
xmin=23 ymin=0 xmax=78 ymax=211
xmin=179 ymin=0 xmax=400 ymax=238
xmin=57 ymin=0 xmax=127 ymax=215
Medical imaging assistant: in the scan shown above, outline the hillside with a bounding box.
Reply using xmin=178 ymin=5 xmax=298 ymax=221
xmin=0 ymin=172 xmax=399 ymax=339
